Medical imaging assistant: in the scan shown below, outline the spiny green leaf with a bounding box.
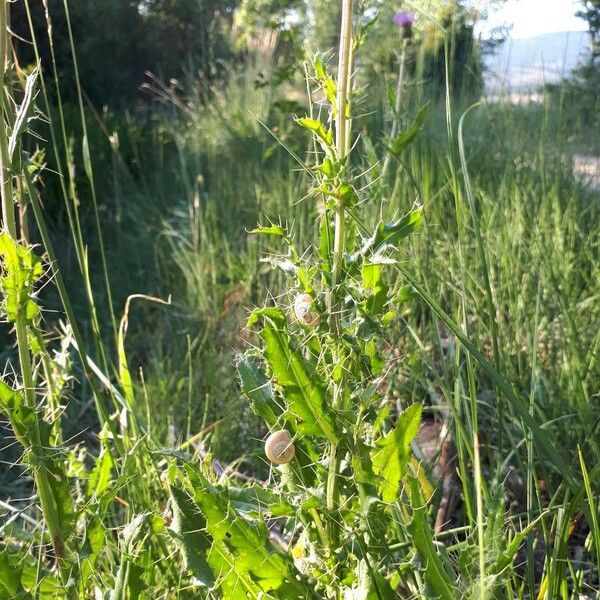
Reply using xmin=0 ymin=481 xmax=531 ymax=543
xmin=386 ymin=104 xmax=429 ymax=156
xmin=0 ymin=232 xmax=43 ymax=323
xmin=488 ymin=514 xmax=545 ymax=577
xmin=361 ymin=263 xmax=388 ymax=317
xmin=371 ymin=404 xmax=422 ymax=502
xmin=408 ymin=476 xmax=458 ymax=600
xmin=250 ymin=224 xmax=286 ymax=237
xmin=87 ymin=443 xmax=114 ymax=498
xmin=339 ymin=182 xmax=358 ymax=207
xmin=0 ymin=384 xmax=74 ymax=548
xmin=0 ymin=379 xmax=36 ymax=444
xmin=392 ymin=285 xmax=417 ymax=304
xmin=312 ymin=55 xmax=337 ymax=106
xmin=296 ymin=116 xmax=333 ymax=150
xmin=246 ymin=306 xmax=287 ymax=329
xmin=110 ymin=514 xmax=151 ymax=600
xmin=260 ymin=317 xmax=338 ymax=443
xmin=237 ymin=353 xmax=319 ymax=484
xmin=357 ymin=209 xmax=423 ymax=260
xmin=183 ymin=466 xmax=313 ymax=598
xmin=0 ymin=550 xmax=27 ymax=598
xmin=0 ymin=378 xmax=16 ymax=405
xmin=379 ymin=210 xmax=423 ymax=248
xmin=79 ymin=516 xmax=106 ymax=589
xmin=319 ymin=217 xmax=333 ymax=274
xmin=237 ymin=354 xmax=280 ymax=426
xmin=169 ymin=484 xmax=215 ymax=588
xmin=227 ymin=484 xmax=294 ymax=518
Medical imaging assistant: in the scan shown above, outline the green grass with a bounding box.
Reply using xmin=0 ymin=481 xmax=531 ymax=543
xmin=1 ymin=2 xmax=600 ymax=597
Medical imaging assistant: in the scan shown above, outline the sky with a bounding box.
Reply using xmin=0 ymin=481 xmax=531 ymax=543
xmin=482 ymin=0 xmax=588 ymax=39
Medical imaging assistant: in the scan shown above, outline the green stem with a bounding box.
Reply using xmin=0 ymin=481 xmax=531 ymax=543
xmin=0 ymin=2 xmax=70 ymax=573
xmin=326 ymin=443 xmax=341 ymax=547
xmin=381 ymin=39 xmax=408 ymax=181
xmin=332 ymin=0 xmax=353 ymax=297
xmin=0 ymin=0 xmax=13 ymax=233
xmin=326 ymin=0 xmax=353 ymax=556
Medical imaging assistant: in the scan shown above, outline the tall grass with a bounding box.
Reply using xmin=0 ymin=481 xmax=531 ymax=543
xmin=0 ymin=0 xmax=599 ymax=597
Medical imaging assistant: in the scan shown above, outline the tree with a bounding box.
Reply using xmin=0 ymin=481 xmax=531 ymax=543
xmin=577 ymin=0 xmax=600 ymax=60
xmin=10 ymin=0 xmax=239 ymax=108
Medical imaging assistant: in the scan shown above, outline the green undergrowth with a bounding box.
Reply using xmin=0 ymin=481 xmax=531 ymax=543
xmin=1 ymin=1 xmax=599 ymax=597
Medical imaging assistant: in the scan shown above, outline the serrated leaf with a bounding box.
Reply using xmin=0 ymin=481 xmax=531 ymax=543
xmin=0 ymin=233 xmax=43 ymax=323
xmin=250 ymin=224 xmax=286 ymax=237
xmin=386 ymin=104 xmax=428 ymax=156
xmin=296 ymin=117 xmax=333 ymax=150
xmin=0 ymin=379 xmax=36 ymax=445
xmin=0 ymin=382 xmax=74 ymax=550
xmin=319 ymin=218 xmax=333 ymax=274
xmin=169 ymin=485 xmax=215 ymax=588
xmin=246 ymin=306 xmax=287 ymax=329
xmin=339 ymin=182 xmax=358 ymax=207
xmin=79 ymin=516 xmax=106 ymax=589
xmin=227 ymin=484 xmax=294 ymax=518
xmin=371 ymin=404 xmax=422 ymax=502
xmin=110 ymin=514 xmax=151 ymax=600
xmin=357 ymin=209 xmax=423 ymax=260
xmin=260 ymin=255 xmax=297 ymax=275
xmin=312 ymin=55 xmax=337 ymax=106
xmin=361 ymin=263 xmax=388 ymax=317
xmin=237 ymin=354 xmax=279 ymax=426
xmin=0 ymin=550 xmax=27 ymax=598
xmin=0 ymin=378 xmax=16 ymax=405
xmin=183 ymin=467 xmax=313 ymax=598
xmin=87 ymin=443 xmax=114 ymax=498
xmin=378 ymin=210 xmax=423 ymax=249
xmin=393 ymin=285 xmax=417 ymax=304
xmin=260 ymin=317 xmax=338 ymax=443
xmin=237 ymin=353 xmax=319 ymax=484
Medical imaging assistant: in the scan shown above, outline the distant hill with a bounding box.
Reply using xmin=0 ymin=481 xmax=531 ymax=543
xmin=484 ymin=31 xmax=590 ymax=91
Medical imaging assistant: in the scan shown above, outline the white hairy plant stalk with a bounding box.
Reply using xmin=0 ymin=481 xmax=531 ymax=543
xmin=332 ymin=0 xmax=353 ymax=301
xmin=326 ymin=0 xmax=354 ymax=561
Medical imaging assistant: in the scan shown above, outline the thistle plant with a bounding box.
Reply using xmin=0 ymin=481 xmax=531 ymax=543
xmin=166 ymin=1 xmax=429 ymax=596
xmin=163 ymin=3 xmax=555 ymax=597
xmin=2 ymin=1 xmax=598 ymax=598
xmin=0 ymin=3 xmax=74 ymax=591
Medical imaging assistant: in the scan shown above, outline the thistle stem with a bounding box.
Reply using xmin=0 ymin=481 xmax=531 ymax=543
xmin=0 ymin=2 xmax=70 ymax=576
xmin=381 ymin=39 xmax=408 ymax=181
xmin=332 ymin=0 xmax=353 ymax=297
xmin=326 ymin=0 xmax=353 ymax=556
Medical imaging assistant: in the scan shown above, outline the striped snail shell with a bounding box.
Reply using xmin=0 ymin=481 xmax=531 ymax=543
xmin=265 ymin=429 xmax=295 ymax=465
xmin=293 ymin=293 xmax=320 ymax=327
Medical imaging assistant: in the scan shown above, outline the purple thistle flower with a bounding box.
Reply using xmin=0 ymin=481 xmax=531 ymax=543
xmin=392 ymin=11 xmax=415 ymax=28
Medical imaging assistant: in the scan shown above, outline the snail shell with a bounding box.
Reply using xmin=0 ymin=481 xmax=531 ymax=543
xmin=293 ymin=293 xmax=320 ymax=327
xmin=265 ymin=429 xmax=295 ymax=465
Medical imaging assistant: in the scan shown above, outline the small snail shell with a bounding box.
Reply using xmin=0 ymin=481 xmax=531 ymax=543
xmin=265 ymin=429 xmax=295 ymax=465
xmin=293 ymin=293 xmax=320 ymax=327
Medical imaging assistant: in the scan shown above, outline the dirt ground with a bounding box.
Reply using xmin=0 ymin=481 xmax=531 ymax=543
xmin=572 ymin=154 xmax=600 ymax=190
